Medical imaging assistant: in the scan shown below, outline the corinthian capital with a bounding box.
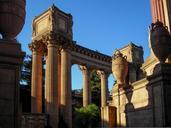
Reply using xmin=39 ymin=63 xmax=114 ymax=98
xmin=97 ymin=70 xmax=110 ymax=78
xmin=29 ymin=40 xmax=46 ymax=54
xmin=79 ymin=65 xmax=92 ymax=74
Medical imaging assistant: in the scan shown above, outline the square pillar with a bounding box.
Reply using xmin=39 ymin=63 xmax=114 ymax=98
xmin=148 ymin=63 xmax=171 ymax=127
xmin=0 ymin=39 xmax=25 ymax=128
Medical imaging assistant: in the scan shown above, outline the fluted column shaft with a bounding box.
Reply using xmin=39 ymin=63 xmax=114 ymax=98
xmin=80 ymin=66 xmax=91 ymax=107
xmin=30 ymin=41 xmax=44 ymax=113
xmin=98 ymin=71 xmax=109 ymax=107
xmin=45 ymin=42 xmax=59 ymax=127
xmin=150 ymin=0 xmax=171 ymax=32
xmin=31 ymin=51 xmax=42 ymax=113
xmin=60 ymin=49 xmax=72 ymax=128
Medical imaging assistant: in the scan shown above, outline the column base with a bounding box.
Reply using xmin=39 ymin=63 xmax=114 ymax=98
xmin=101 ymin=106 xmax=117 ymax=128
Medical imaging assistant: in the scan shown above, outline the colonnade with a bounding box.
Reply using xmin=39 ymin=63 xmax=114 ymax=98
xmin=30 ymin=39 xmax=110 ymax=127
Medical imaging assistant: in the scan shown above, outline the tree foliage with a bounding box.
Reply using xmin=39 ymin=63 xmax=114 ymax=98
xmin=20 ymin=55 xmax=32 ymax=86
xmin=73 ymin=104 xmax=100 ymax=128
xmin=20 ymin=54 xmax=45 ymax=112
xmin=20 ymin=54 xmax=45 ymax=86
xmin=90 ymin=70 xmax=101 ymax=90
xmin=90 ymin=70 xmax=101 ymax=106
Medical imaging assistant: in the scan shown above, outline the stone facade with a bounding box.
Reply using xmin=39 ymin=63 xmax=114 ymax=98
xmin=111 ymin=63 xmax=171 ymax=127
xmin=110 ymin=0 xmax=171 ymax=126
xmin=120 ymin=43 xmax=144 ymax=83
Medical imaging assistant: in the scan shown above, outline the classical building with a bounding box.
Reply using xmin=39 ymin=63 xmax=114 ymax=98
xmin=24 ymin=0 xmax=171 ymax=127
xmin=0 ymin=0 xmax=170 ymax=128
xmin=27 ymin=5 xmax=111 ymax=128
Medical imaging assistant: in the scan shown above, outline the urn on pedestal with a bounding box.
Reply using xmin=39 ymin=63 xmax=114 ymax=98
xmin=0 ymin=0 xmax=26 ymax=39
xmin=150 ymin=20 xmax=171 ymax=63
xmin=112 ymin=50 xmax=128 ymax=87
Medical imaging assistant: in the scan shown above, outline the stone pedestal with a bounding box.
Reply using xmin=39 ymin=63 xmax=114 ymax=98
xmin=148 ymin=63 xmax=171 ymax=127
xmin=101 ymin=106 xmax=117 ymax=128
xmin=0 ymin=39 xmax=25 ymax=128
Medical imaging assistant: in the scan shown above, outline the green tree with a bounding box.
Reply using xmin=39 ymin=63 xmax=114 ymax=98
xmin=20 ymin=55 xmax=45 ymax=86
xmin=20 ymin=54 xmax=45 ymax=112
xmin=90 ymin=70 xmax=101 ymax=90
xmin=73 ymin=104 xmax=100 ymax=128
xmin=20 ymin=55 xmax=32 ymax=86
xmin=90 ymin=70 xmax=101 ymax=106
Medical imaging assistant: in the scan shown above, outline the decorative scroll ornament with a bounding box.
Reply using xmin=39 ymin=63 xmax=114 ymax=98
xmin=150 ymin=20 xmax=171 ymax=63
xmin=112 ymin=49 xmax=128 ymax=87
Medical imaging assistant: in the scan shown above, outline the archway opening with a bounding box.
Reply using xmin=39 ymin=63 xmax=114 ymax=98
xmin=108 ymin=74 xmax=115 ymax=101
xmin=71 ymin=64 xmax=83 ymax=108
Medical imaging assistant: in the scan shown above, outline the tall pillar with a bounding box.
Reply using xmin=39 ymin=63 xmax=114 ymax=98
xmin=60 ymin=49 xmax=72 ymax=128
xmin=29 ymin=41 xmax=44 ymax=113
xmin=97 ymin=70 xmax=109 ymax=107
xmin=45 ymin=41 xmax=59 ymax=128
xmin=150 ymin=0 xmax=171 ymax=32
xmin=80 ymin=65 xmax=91 ymax=107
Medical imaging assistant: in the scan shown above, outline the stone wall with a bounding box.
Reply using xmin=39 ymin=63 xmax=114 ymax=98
xmin=21 ymin=113 xmax=48 ymax=128
xmin=111 ymin=63 xmax=171 ymax=127
xmin=112 ymin=78 xmax=154 ymax=127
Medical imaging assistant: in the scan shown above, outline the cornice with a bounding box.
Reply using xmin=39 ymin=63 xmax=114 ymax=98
xmin=70 ymin=42 xmax=111 ymax=63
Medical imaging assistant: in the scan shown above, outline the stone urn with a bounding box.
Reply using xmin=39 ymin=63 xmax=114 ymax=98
xmin=150 ymin=20 xmax=171 ymax=63
xmin=0 ymin=0 xmax=26 ymax=39
xmin=112 ymin=50 xmax=128 ymax=87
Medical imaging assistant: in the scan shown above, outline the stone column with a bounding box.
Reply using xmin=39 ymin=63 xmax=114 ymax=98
xmin=97 ymin=70 xmax=109 ymax=107
xmin=80 ymin=65 xmax=91 ymax=107
xmin=45 ymin=41 xmax=59 ymax=128
xmin=60 ymin=49 xmax=72 ymax=128
xmin=150 ymin=0 xmax=171 ymax=32
xmin=30 ymin=41 xmax=44 ymax=113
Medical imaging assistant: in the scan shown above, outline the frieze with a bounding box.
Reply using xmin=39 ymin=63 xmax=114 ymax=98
xmin=31 ymin=32 xmax=111 ymax=63
xmin=70 ymin=42 xmax=111 ymax=63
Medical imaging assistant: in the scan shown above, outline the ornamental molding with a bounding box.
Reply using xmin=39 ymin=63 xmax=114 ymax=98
xmin=79 ymin=65 xmax=92 ymax=73
xmin=29 ymin=40 xmax=47 ymax=54
xmin=71 ymin=42 xmax=111 ymax=63
xmin=97 ymin=70 xmax=110 ymax=78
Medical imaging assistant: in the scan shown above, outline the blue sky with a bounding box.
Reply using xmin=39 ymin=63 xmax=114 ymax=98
xmin=18 ymin=0 xmax=152 ymax=90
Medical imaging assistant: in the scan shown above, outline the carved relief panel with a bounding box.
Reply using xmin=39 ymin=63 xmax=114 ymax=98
xmin=32 ymin=5 xmax=73 ymax=40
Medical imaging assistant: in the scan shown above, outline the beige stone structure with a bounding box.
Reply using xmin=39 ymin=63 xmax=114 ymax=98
xmin=29 ymin=5 xmax=111 ymax=128
xmin=26 ymin=0 xmax=171 ymax=127
xmin=109 ymin=0 xmax=171 ymax=127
